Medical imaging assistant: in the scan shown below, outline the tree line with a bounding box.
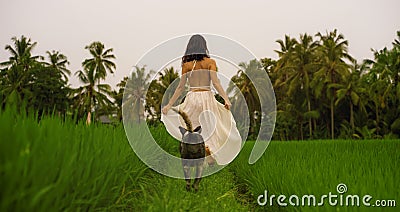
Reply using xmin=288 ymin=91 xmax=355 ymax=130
xmin=0 ymin=36 xmax=117 ymax=124
xmin=263 ymin=30 xmax=400 ymax=140
xmin=1 ymin=30 xmax=399 ymax=140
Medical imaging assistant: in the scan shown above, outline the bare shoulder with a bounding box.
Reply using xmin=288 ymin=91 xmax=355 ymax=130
xmin=204 ymin=57 xmax=217 ymax=71
xmin=204 ymin=57 xmax=216 ymax=64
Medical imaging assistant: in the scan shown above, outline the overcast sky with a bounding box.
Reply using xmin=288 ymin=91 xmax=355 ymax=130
xmin=1 ymin=0 xmax=399 ymax=88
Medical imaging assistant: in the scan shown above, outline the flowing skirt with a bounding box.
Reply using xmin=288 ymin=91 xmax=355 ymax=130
xmin=161 ymin=91 xmax=242 ymax=165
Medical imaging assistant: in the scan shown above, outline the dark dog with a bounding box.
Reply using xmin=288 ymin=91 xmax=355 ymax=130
xmin=174 ymin=109 xmax=206 ymax=192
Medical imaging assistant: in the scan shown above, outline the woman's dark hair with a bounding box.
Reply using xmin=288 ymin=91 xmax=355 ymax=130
xmin=182 ymin=34 xmax=210 ymax=64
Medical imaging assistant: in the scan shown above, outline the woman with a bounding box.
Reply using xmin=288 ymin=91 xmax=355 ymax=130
xmin=161 ymin=34 xmax=241 ymax=166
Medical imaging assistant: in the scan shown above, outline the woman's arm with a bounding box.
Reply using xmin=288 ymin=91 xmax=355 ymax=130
xmin=209 ymin=60 xmax=231 ymax=110
xmin=161 ymin=65 xmax=187 ymax=114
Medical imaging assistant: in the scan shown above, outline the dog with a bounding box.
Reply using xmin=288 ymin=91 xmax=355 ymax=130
xmin=173 ymin=108 xmax=206 ymax=192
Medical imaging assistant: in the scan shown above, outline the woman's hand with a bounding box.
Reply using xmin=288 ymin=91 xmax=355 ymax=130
xmin=224 ymin=100 xmax=231 ymax=110
xmin=162 ymin=104 xmax=172 ymax=115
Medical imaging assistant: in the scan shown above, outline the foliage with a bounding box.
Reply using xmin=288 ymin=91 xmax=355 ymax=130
xmin=122 ymin=66 xmax=153 ymax=124
xmin=145 ymin=67 xmax=179 ymax=123
xmin=262 ymin=30 xmax=400 ymax=140
xmin=72 ymin=41 xmax=116 ymax=122
xmin=1 ymin=30 xmax=400 ymax=138
xmin=0 ymin=36 xmax=70 ymax=115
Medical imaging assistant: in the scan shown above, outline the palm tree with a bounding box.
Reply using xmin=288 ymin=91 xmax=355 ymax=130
xmin=0 ymin=35 xmax=42 ymax=69
xmin=112 ymin=77 xmax=128 ymax=121
xmin=361 ymin=69 xmax=388 ymax=137
xmin=363 ymin=37 xmax=400 ymax=136
xmin=73 ymin=41 xmax=115 ymax=123
xmin=228 ymin=59 xmax=270 ymax=138
xmin=275 ymin=34 xmax=297 ymax=57
xmin=274 ymin=35 xmax=297 ymax=86
xmin=73 ymin=67 xmax=113 ymax=124
xmin=331 ymin=63 xmax=366 ymax=133
xmin=146 ymin=67 xmax=179 ymax=121
xmin=44 ymin=50 xmax=71 ymax=83
xmin=82 ymin=42 xmax=116 ymax=86
xmin=123 ymin=66 xmax=153 ymax=124
xmin=0 ymin=36 xmax=42 ymax=106
xmin=283 ymin=33 xmax=318 ymax=138
xmin=312 ymin=29 xmax=354 ymax=139
xmin=392 ymin=31 xmax=400 ymax=48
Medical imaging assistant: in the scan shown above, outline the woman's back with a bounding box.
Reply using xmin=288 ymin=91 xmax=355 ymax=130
xmin=183 ymin=57 xmax=217 ymax=88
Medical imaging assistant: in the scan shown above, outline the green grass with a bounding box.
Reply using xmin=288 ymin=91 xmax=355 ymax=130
xmin=1 ymin=108 xmax=398 ymax=211
xmin=0 ymin=109 xmax=148 ymax=211
xmin=125 ymin=169 xmax=248 ymax=211
xmin=230 ymin=140 xmax=399 ymax=211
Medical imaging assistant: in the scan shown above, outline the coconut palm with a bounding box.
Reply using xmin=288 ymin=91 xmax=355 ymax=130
xmin=284 ymin=33 xmax=318 ymax=138
xmin=363 ymin=38 xmax=400 ymax=136
xmin=392 ymin=31 xmax=400 ymax=47
xmin=275 ymin=34 xmax=297 ymax=57
xmin=0 ymin=35 xmax=43 ymax=69
xmin=73 ymin=41 xmax=115 ymax=123
xmin=312 ymin=29 xmax=354 ymax=139
xmin=44 ymin=50 xmax=71 ymax=83
xmin=0 ymin=36 xmax=42 ymax=105
xmin=112 ymin=77 xmax=128 ymax=121
xmin=274 ymin=35 xmax=297 ymax=86
xmin=331 ymin=63 xmax=366 ymax=133
xmin=73 ymin=67 xmax=113 ymax=124
xmin=82 ymin=42 xmax=116 ymax=85
xmin=228 ymin=59 xmax=270 ymax=138
xmin=146 ymin=67 xmax=179 ymax=121
xmin=123 ymin=66 xmax=153 ymax=124
xmin=362 ymin=71 xmax=388 ymax=137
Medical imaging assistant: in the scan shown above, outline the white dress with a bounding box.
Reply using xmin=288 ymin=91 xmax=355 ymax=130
xmin=161 ymin=87 xmax=242 ymax=165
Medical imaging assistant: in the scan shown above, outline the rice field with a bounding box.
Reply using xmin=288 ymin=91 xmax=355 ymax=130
xmin=0 ymin=108 xmax=398 ymax=211
xmin=231 ymin=140 xmax=399 ymax=211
